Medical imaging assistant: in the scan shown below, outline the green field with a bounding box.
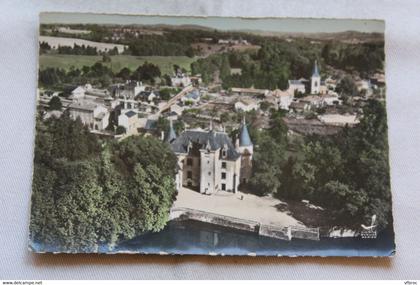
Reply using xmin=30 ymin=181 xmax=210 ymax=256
xmin=39 ymin=54 xmax=197 ymax=75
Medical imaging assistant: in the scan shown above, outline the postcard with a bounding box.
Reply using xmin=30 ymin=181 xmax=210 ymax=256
xmin=29 ymin=12 xmax=395 ymax=256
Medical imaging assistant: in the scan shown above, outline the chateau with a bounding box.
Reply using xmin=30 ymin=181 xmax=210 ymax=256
xmin=167 ymin=120 xmax=253 ymax=194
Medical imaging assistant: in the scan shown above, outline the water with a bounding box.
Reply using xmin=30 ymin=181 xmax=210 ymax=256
xmin=117 ymin=220 xmax=395 ymax=256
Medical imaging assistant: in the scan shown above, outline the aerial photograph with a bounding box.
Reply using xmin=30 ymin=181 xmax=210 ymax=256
xmin=30 ymin=12 xmax=394 ymax=256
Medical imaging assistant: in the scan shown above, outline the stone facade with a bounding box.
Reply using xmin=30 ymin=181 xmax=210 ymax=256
xmin=168 ymin=121 xmax=252 ymax=194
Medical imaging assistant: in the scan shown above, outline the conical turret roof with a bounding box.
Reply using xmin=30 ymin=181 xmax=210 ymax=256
xmin=165 ymin=120 xmax=177 ymax=143
xmin=312 ymin=60 xmax=320 ymax=77
xmin=239 ymin=118 xmax=252 ymax=147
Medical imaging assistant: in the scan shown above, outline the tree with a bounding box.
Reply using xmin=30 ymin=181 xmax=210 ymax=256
xmin=117 ymin=67 xmax=131 ymax=80
xmin=48 ymin=96 xmax=62 ymax=110
xmin=132 ymin=62 xmax=161 ymax=83
xmin=159 ymin=88 xmax=172 ymax=101
xmin=30 ymin=116 xmax=178 ymax=251
xmin=336 ymin=76 xmax=358 ymax=97
xmin=116 ymin=125 xmax=126 ymax=135
xmin=102 ymin=53 xmax=111 ymax=63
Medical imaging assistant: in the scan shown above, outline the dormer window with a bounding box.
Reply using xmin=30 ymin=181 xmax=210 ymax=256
xmin=222 ymin=143 xmax=228 ymax=158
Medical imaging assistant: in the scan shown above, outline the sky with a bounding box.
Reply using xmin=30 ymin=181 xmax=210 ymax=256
xmin=40 ymin=12 xmax=385 ymax=34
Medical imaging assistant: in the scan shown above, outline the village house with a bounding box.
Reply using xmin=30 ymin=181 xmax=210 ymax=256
xmin=167 ymin=119 xmax=253 ymax=194
xmin=289 ymin=101 xmax=311 ymax=113
xmin=355 ymin=79 xmax=373 ymax=96
xmin=68 ymin=101 xmax=109 ymax=131
xmin=137 ymin=90 xmax=159 ymax=103
xmin=181 ymin=89 xmax=201 ymax=105
xmin=287 ymin=79 xmax=306 ymax=95
xmin=269 ymin=89 xmax=294 ymax=110
xmin=118 ymin=110 xmax=142 ymax=135
xmin=318 ymin=114 xmax=360 ymax=127
xmin=170 ymin=103 xmax=185 ymax=116
xmin=171 ymin=72 xmax=191 ymax=87
xmin=300 ymin=95 xmax=326 ymax=109
xmin=70 ymin=84 xmax=119 ymax=109
xmin=322 ymin=93 xmax=342 ymax=106
xmin=234 ymin=97 xmax=259 ymax=112
xmin=230 ymin=87 xmax=268 ymax=97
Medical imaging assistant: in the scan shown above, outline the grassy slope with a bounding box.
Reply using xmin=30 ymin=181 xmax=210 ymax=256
xmin=39 ymin=54 xmax=197 ymax=75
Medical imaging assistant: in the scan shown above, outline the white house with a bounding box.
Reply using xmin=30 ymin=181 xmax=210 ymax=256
xmin=234 ymin=98 xmax=259 ymax=112
xmin=71 ymin=86 xmax=86 ymax=99
xmin=170 ymin=103 xmax=185 ymax=116
xmin=181 ymin=89 xmax=201 ymax=104
xmin=356 ymin=79 xmax=373 ymax=96
xmin=118 ymin=110 xmax=141 ymax=135
xmin=318 ymin=114 xmax=359 ymax=126
xmin=322 ymin=93 xmax=342 ymax=106
xmin=171 ymin=73 xmax=191 ymax=87
xmin=301 ymin=95 xmax=325 ymax=109
xmin=68 ymin=101 xmax=109 ymax=131
xmin=287 ymin=80 xmax=306 ymax=95
xmin=270 ymin=89 xmax=294 ymax=110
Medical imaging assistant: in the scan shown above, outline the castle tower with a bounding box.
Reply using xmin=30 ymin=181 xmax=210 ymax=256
xmin=311 ymin=60 xmax=321 ymax=94
xmin=165 ymin=120 xmax=177 ymax=143
xmin=238 ymin=117 xmax=253 ymax=183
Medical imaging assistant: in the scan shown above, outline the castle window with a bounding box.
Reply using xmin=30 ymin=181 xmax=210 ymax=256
xmin=221 ymin=184 xmax=226 ymax=191
xmin=208 ymin=172 xmax=211 ymax=176
xmin=221 ymin=172 xmax=226 ymax=180
xmin=187 ymin=171 xmax=192 ymax=179
xmin=221 ymin=162 xmax=226 ymax=169
xmin=187 ymin=158 xmax=193 ymax=166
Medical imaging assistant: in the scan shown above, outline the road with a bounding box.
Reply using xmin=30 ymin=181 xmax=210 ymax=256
xmin=158 ymin=85 xmax=194 ymax=114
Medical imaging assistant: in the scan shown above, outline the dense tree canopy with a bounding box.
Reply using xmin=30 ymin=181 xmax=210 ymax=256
xmin=30 ymin=115 xmax=177 ymax=252
xmin=249 ymin=100 xmax=392 ymax=230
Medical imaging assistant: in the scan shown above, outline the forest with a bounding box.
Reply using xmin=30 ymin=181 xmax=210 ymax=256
xmin=30 ymin=114 xmax=177 ymax=251
xmin=192 ymin=39 xmax=384 ymax=90
xmin=38 ymin=61 xmax=164 ymax=90
xmin=247 ymin=99 xmax=392 ymax=230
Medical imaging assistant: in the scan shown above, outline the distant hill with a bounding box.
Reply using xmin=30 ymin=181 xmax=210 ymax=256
xmin=236 ymin=29 xmax=384 ymax=43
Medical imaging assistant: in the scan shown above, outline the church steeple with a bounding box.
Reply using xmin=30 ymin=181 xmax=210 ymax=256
xmin=311 ymin=60 xmax=321 ymax=94
xmin=312 ymin=60 xmax=320 ymax=77
xmin=165 ymin=120 xmax=177 ymax=143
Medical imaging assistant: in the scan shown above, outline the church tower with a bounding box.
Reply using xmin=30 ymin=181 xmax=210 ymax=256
xmin=311 ymin=60 xmax=321 ymax=94
xmin=238 ymin=117 xmax=253 ymax=183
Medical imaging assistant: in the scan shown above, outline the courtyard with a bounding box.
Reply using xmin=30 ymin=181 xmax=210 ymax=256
xmin=172 ymin=187 xmax=305 ymax=228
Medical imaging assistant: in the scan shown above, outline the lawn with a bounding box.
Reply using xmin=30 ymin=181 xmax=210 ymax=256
xmin=39 ymin=54 xmax=197 ymax=75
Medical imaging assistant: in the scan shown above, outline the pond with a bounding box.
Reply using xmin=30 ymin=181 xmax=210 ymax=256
xmin=117 ymin=219 xmax=395 ymax=256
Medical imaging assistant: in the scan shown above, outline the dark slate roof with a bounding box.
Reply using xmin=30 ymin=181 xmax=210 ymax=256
xmin=170 ymin=130 xmax=241 ymax=161
xmin=125 ymin=110 xmax=137 ymax=118
xmin=137 ymin=91 xmax=160 ymax=100
xmin=312 ymin=60 xmax=320 ymax=77
xmin=239 ymin=122 xmax=253 ymax=147
xmin=185 ymin=89 xmax=200 ymax=100
xmin=288 ymin=79 xmax=305 ymax=85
